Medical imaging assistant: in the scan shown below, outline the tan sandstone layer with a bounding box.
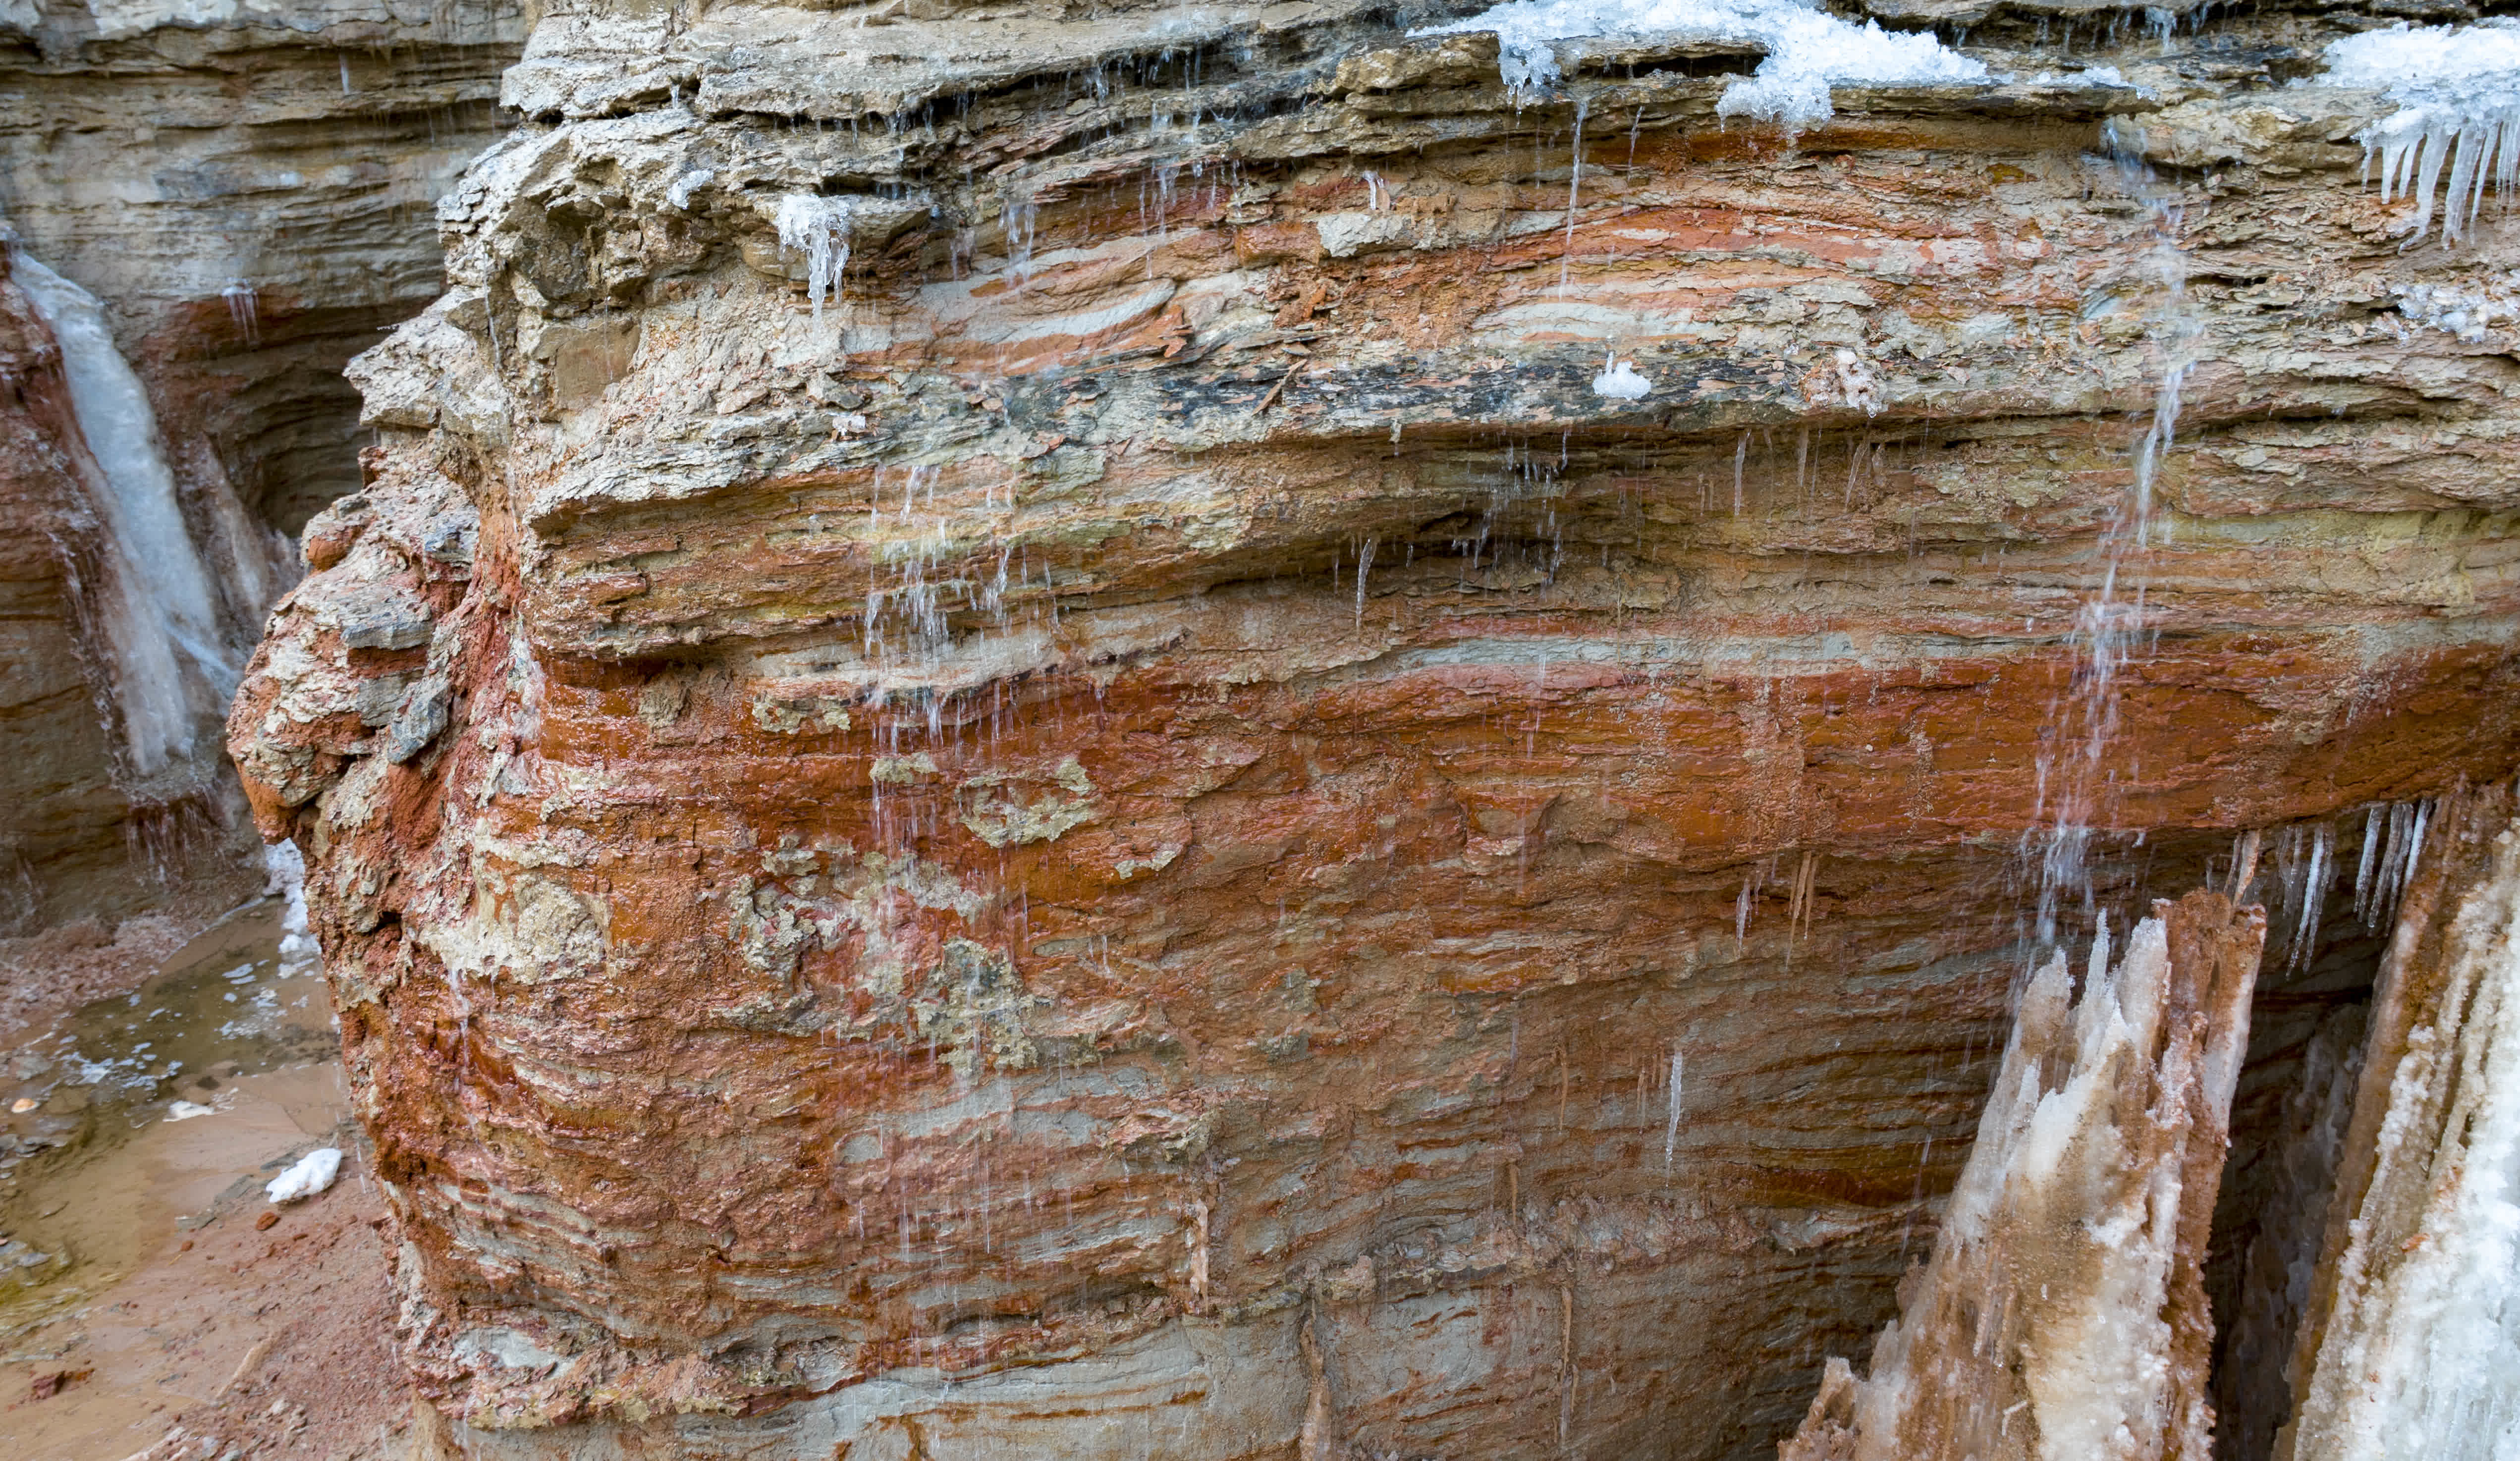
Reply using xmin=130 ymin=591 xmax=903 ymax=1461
xmin=228 ymin=1 xmax=2520 ymax=1455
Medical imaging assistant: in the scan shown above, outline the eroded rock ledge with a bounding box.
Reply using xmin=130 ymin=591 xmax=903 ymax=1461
xmin=231 ymin=1 xmax=2520 ymax=1455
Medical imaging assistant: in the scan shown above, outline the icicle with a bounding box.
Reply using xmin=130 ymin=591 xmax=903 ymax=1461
xmin=1662 ymin=1049 xmax=1684 ymax=1168
xmin=2356 ymin=804 xmax=2384 ymax=921
xmin=220 ymin=280 xmax=259 ymax=344
xmin=775 ymin=195 xmax=856 ymax=321
xmin=2291 ymin=822 xmax=2333 ymax=976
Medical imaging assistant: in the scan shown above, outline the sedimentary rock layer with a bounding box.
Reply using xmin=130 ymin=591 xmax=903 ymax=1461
xmin=229 ymin=1 xmax=2520 ymax=1455
xmin=0 ymin=0 xmax=522 ymax=925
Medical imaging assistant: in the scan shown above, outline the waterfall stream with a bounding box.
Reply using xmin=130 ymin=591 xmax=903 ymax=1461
xmin=11 ymin=249 xmax=231 ymax=779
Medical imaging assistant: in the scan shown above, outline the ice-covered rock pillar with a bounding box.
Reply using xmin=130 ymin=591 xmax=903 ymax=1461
xmin=2277 ymin=783 xmax=2520 ymax=1461
xmin=1782 ymin=890 xmax=2266 ymax=1461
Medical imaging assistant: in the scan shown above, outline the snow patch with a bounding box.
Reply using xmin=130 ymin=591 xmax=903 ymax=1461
xmin=1416 ymin=0 xmax=1988 ymax=127
xmin=667 ymin=168 xmax=713 ymax=212
xmin=1831 ymin=348 xmax=1883 ymax=415
xmin=265 ymin=1147 xmax=341 ymax=1204
xmin=2392 ymin=273 xmax=2520 ymax=340
xmin=2322 ymin=21 xmax=2520 ymax=244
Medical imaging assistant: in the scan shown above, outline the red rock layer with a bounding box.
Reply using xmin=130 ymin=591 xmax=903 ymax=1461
xmin=230 ymin=4 xmax=2520 ymax=1456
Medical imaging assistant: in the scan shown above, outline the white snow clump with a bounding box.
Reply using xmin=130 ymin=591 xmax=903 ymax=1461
xmin=1831 ymin=348 xmax=1882 ymax=415
xmin=1415 ymin=0 xmax=1987 ymax=127
xmin=774 ymin=194 xmax=857 ymax=320
xmin=267 ymin=1147 xmax=342 ymax=1204
xmin=2322 ymin=20 xmax=2520 ymax=244
xmin=1592 ymin=355 xmax=1653 ymax=399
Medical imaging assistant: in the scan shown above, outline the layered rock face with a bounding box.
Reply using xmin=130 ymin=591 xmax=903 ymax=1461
xmin=227 ymin=1 xmax=2520 ymax=1456
xmin=0 ymin=0 xmax=521 ymax=928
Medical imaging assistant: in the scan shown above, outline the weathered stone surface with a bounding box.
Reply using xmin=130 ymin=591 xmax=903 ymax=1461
xmin=0 ymin=0 xmax=522 ymax=929
xmin=228 ymin=1 xmax=2520 ymax=1455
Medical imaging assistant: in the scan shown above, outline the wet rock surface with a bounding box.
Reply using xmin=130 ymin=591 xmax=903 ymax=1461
xmin=226 ymin=0 xmax=2520 ymax=1456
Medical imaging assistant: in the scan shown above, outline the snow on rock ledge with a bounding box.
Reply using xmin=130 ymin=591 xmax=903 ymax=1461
xmin=1416 ymin=0 xmax=1987 ymax=124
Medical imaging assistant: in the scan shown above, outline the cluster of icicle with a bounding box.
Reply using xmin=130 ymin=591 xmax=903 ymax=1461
xmin=1416 ymin=0 xmax=1986 ymax=127
xmin=2283 ymin=794 xmax=2520 ymax=1461
xmin=1783 ymin=891 xmax=2266 ymax=1461
xmin=775 ymin=194 xmax=857 ymax=321
xmin=2323 ymin=21 xmax=2520 ymax=246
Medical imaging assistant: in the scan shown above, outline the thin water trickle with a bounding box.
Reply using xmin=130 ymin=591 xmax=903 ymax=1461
xmin=2025 ymin=127 xmax=2196 ymax=949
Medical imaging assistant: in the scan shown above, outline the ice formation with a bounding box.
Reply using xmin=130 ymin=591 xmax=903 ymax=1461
xmin=2284 ymin=806 xmax=2520 ymax=1461
xmin=1416 ymin=0 xmax=1988 ymax=127
xmin=1591 ymin=355 xmax=1653 ymax=399
xmin=2390 ymin=273 xmax=2520 ymax=341
xmin=775 ymin=194 xmax=855 ymax=320
xmin=264 ymin=840 xmax=319 ymax=977
xmin=2322 ymin=21 xmax=2520 ymax=245
xmin=1783 ymin=893 xmax=2266 ymax=1461
xmin=1831 ymin=348 xmax=1882 ymax=415
xmin=10 ymin=249 xmax=228 ymax=776
xmin=667 ymin=168 xmax=713 ymax=212
xmin=266 ymin=1146 xmax=342 ymax=1203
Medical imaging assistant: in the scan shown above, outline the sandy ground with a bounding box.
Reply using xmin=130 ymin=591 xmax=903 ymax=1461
xmin=0 ymin=1061 xmax=417 ymax=1460
xmin=0 ymin=898 xmax=421 ymax=1461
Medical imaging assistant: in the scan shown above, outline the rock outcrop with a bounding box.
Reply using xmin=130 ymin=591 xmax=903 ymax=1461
xmin=226 ymin=1 xmax=2520 ymax=1456
xmin=0 ymin=0 xmax=523 ymax=928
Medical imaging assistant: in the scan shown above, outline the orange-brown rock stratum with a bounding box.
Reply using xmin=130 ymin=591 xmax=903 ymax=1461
xmin=228 ymin=1 xmax=2520 ymax=1455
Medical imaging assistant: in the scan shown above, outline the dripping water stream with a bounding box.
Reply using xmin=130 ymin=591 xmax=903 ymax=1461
xmin=2025 ymin=127 xmax=2198 ymax=950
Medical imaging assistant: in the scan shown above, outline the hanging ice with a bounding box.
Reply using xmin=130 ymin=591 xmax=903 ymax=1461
xmin=11 ymin=249 xmax=229 ymax=776
xmin=1414 ymin=0 xmax=1988 ymax=127
xmin=775 ymin=194 xmax=856 ymax=321
xmin=265 ymin=840 xmax=319 ymax=977
xmin=1783 ymin=892 xmax=2266 ymax=1461
xmin=2284 ymin=798 xmax=2520 ymax=1461
xmin=2321 ymin=20 xmax=2520 ymax=244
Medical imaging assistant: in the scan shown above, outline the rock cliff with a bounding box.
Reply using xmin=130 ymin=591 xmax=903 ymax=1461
xmin=0 ymin=0 xmax=521 ymax=930
xmin=225 ymin=1 xmax=2520 ymax=1456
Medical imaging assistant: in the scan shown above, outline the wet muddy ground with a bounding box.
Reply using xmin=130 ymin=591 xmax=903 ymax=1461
xmin=0 ymin=894 xmax=416 ymax=1460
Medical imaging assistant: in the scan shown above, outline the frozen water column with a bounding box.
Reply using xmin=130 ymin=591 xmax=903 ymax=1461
xmin=1782 ymin=890 xmax=2268 ymax=1461
xmin=2279 ymin=784 xmax=2520 ymax=1461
